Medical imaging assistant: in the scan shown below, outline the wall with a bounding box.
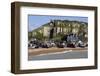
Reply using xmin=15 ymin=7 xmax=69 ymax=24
xmin=0 ymin=0 xmax=100 ymax=76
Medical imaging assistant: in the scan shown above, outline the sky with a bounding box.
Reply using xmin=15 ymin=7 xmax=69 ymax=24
xmin=28 ymin=15 xmax=88 ymax=32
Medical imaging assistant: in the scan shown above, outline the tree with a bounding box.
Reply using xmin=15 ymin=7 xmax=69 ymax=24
xmin=28 ymin=32 xmax=32 ymax=40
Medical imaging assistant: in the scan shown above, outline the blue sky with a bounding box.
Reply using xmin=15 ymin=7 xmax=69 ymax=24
xmin=28 ymin=15 xmax=88 ymax=32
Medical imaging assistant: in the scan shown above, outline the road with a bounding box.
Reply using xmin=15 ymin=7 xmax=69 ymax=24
xmin=28 ymin=47 xmax=87 ymax=56
xmin=28 ymin=50 xmax=88 ymax=61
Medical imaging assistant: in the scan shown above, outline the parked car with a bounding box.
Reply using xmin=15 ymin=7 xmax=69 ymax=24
xmin=77 ymin=40 xmax=85 ymax=48
xmin=67 ymin=43 xmax=76 ymax=48
xmin=56 ymin=42 xmax=66 ymax=48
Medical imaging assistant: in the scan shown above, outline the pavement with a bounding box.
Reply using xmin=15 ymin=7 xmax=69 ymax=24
xmin=28 ymin=47 xmax=88 ymax=60
xmin=28 ymin=47 xmax=87 ymax=56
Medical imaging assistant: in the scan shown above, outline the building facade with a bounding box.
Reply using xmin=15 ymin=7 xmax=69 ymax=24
xmin=29 ymin=20 xmax=88 ymax=41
